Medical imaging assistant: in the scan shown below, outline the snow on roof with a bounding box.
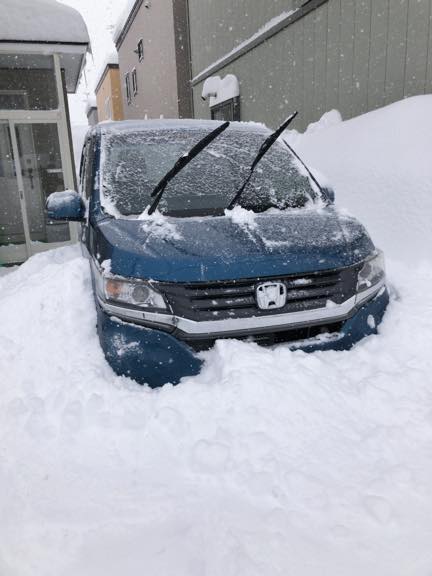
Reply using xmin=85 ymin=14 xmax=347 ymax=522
xmin=0 ymin=0 xmax=89 ymax=45
xmin=113 ymin=0 xmax=139 ymax=46
xmin=94 ymin=52 xmax=119 ymax=93
xmin=85 ymin=95 xmax=97 ymax=115
xmin=202 ymin=75 xmax=240 ymax=107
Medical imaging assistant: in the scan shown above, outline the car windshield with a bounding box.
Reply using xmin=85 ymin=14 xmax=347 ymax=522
xmin=100 ymin=127 xmax=318 ymax=217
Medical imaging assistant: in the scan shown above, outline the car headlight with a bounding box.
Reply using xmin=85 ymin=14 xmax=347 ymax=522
xmin=103 ymin=277 xmax=168 ymax=310
xmin=357 ymin=250 xmax=385 ymax=293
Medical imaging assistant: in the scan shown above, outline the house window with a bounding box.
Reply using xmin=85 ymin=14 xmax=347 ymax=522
xmin=0 ymin=54 xmax=58 ymax=110
xmin=137 ymin=39 xmax=144 ymax=61
xmin=104 ymin=96 xmax=112 ymax=120
xmin=210 ymin=97 xmax=240 ymax=121
xmin=132 ymin=68 xmax=138 ymax=96
xmin=125 ymin=73 xmax=131 ymax=104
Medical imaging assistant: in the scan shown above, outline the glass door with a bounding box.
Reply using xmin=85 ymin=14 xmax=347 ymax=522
xmin=0 ymin=119 xmax=72 ymax=264
xmin=0 ymin=121 xmax=28 ymax=263
xmin=15 ymin=123 xmax=70 ymax=247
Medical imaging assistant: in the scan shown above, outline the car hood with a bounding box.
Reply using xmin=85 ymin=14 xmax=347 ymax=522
xmin=95 ymin=207 xmax=375 ymax=282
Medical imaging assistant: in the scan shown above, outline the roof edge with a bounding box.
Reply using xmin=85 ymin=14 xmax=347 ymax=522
xmin=95 ymin=63 xmax=120 ymax=95
xmin=191 ymin=0 xmax=328 ymax=86
xmin=114 ymin=0 xmax=143 ymax=49
xmin=0 ymin=39 xmax=88 ymax=46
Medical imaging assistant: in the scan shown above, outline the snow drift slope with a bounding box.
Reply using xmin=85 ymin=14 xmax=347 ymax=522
xmin=1 ymin=249 xmax=432 ymax=576
xmin=287 ymin=96 xmax=432 ymax=263
xmin=1 ymin=96 xmax=432 ymax=575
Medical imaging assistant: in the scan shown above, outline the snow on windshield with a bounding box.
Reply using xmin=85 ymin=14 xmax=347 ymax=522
xmin=100 ymin=127 xmax=318 ymax=218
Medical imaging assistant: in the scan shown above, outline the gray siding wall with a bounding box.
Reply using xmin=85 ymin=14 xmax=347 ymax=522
xmin=173 ymin=0 xmax=194 ymax=118
xmin=189 ymin=0 xmax=432 ymax=130
xmin=188 ymin=0 xmax=298 ymax=77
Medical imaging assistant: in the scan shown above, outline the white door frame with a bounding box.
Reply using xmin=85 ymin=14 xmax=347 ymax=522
xmin=0 ymin=53 xmax=78 ymax=263
xmin=0 ymin=120 xmax=28 ymax=263
xmin=9 ymin=119 xmax=32 ymax=259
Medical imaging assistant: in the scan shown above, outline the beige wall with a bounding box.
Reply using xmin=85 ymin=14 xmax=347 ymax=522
xmin=117 ymin=0 xmax=180 ymax=119
xmin=96 ymin=66 xmax=124 ymax=122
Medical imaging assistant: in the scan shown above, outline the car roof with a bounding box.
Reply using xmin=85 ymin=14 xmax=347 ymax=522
xmin=93 ymin=118 xmax=272 ymax=137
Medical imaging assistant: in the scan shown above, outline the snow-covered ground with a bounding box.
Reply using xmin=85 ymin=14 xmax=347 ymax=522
xmin=1 ymin=97 xmax=432 ymax=575
xmin=285 ymin=95 xmax=432 ymax=263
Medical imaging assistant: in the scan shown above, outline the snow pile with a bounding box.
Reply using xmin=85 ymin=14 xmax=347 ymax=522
xmin=138 ymin=209 xmax=183 ymax=241
xmin=287 ymin=96 xmax=432 ymax=263
xmin=1 ymin=247 xmax=432 ymax=575
xmin=113 ymin=0 xmax=137 ymax=45
xmin=46 ymin=190 xmax=78 ymax=208
xmin=85 ymin=95 xmax=97 ymax=115
xmin=285 ymin=109 xmax=343 ymax=148
xmin=94 ymin=51 xmax=119 ymax=90
xmin=202 ymin=74 xmax=240 ymax=107
xmin=0 ymin=266 xmax=17 ymax=277
xmin=1 ymin=98 xmax=432 ymax=575
xmin=224 ymin=205 xmax=257 ymax=229
xmin=0 ymin=0 xmax=89 ymax=44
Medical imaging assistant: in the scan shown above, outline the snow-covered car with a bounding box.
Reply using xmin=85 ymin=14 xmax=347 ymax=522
xmin=46 ymin=118 xmax=388 ymax=387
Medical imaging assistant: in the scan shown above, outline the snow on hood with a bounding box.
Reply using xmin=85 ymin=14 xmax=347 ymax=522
xmin=95 ymin=207 xmax=374 ymax=282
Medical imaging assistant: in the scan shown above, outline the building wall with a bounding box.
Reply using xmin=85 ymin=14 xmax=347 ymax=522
xmin=189 ymin=0 xmax=432 ymax=130
xmin=118 ymin=0 xmax=180 ymax=119
xmin=188 ymin=0 xmax=297 ymax=78
xmin=173 ymin=0 xmax=194 ymax=118
xmin=96 ymin=66 xmax=124 ymax=122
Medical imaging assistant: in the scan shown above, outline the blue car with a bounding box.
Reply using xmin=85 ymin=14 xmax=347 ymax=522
xmin=47 ymin=118 xmax=388 ymax=387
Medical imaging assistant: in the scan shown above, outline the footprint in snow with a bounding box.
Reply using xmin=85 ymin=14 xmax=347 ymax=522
xmin=192 ymin=439 xmax=230 ymax=473
xmin=363 ymin=494 xmax=393 ymax=525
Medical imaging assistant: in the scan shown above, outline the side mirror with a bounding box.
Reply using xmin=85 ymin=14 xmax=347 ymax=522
xmin=46 ymin=190 xmax=86 ymax=222
xmin=322 ymin=187 xmax=335 ymax=204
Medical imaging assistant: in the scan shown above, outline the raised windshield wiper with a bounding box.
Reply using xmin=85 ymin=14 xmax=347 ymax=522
xmin=226 ymin=111 xmax=298 ymax=210
xmin=148 ymin=121 xmax=230 ymax=215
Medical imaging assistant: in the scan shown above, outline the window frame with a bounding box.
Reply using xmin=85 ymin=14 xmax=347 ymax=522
xmin=210 ymin=97 xmax=240 ymax=121
xmin=79 ymin=137 xmax=95 ymax=200
xmin=132 ymin=68 xmax=138 ymax=96
xmin=137 ymin=39 xmax=144 ymax=62
xmin=104 ymin=96 xmax=112 ymax=120
xmin=125 ymin=72 xmax=131 ymax=104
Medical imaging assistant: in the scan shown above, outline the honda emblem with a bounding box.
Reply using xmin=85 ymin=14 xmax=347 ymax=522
xmin=256 ymin=282 xmax=287 ymax=310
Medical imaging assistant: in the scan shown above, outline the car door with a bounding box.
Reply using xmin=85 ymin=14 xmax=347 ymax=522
xmin=79 ymin=136 xmax=95 ymax=257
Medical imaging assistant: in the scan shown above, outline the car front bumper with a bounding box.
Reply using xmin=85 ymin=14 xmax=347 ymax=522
xmin=96 ymin=286 xmax=389 ymax=387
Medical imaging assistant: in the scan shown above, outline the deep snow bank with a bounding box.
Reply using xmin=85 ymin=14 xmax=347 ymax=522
xmin=1 ymin=247 xmax=432 ymax=576
xmin=286 ymin=96 xmax=432 ymax=263
xmin=2 ymin=97 xmax=432 ymax=575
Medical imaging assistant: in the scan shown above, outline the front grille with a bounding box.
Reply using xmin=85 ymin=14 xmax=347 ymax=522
xmin=159 ymin=266 xmax=358 ymax=322
xmin=182 ymin=321 xmax=345 ymax=352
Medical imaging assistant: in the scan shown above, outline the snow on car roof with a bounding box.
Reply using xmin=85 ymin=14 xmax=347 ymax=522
xmin=97 ymin=118 xmax=271 ymax=135
xmin=0 ymin=0 xmax=89 ymax=45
